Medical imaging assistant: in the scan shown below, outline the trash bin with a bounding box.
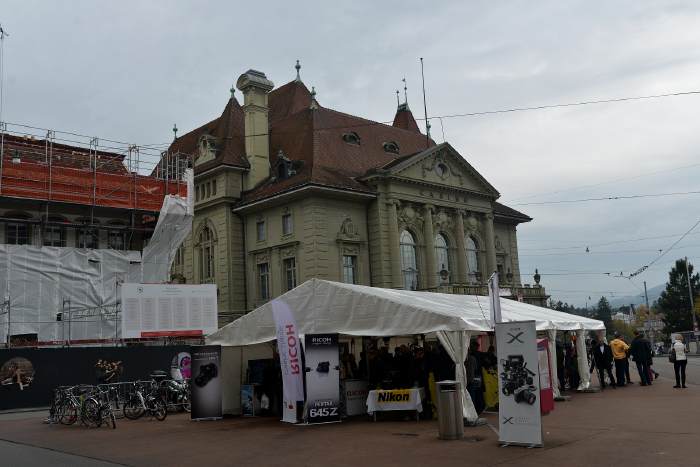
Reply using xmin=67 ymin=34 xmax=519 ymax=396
xmin=436 ymin=380 xmax=464 ymax=440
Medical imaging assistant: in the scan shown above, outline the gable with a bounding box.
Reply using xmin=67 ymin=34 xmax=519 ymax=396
xmin=390 ymin=143 xmax=500 ymax=197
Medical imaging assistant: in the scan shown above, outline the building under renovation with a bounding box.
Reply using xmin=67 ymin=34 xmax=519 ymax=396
xmin=0 ymin=129 xmax=189 ymax=346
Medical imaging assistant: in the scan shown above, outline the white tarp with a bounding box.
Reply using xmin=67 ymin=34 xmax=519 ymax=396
xmin=207 ymin=279 xmax=605 ymax=347
xmin=0 ymin=245 xmax=137 ymax=343
xmin=141 ymin=169 xmax=194 ymax=283
xmin=0 ymin=171 xmax=193 ymax=344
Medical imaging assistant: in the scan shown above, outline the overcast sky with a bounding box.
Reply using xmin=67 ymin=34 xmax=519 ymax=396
xmin=2 ymin=1 xmax=699 ymax=306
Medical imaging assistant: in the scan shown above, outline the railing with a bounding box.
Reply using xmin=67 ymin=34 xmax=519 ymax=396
xmin=423 ymin=283 xmax=549 ymax=304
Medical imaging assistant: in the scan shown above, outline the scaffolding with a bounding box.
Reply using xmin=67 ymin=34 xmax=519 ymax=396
xmin=0 ymin=126 xmax=189 ymax=213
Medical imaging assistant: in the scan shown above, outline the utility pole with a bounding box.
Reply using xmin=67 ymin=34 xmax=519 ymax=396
xmin=643 ymin=281 xmax=654 ymax=348
xmin=685 ymin=257 xmax=697 ymax=334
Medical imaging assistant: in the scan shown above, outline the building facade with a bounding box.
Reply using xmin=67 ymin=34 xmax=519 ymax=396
xmin=169 ymin=67 xmax=547 ymax=325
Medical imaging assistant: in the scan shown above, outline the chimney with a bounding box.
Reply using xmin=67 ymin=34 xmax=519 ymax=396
xmin=236 ymin=69 xmax=274 ymax=189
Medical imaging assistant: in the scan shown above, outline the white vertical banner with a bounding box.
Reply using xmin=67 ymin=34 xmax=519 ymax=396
xmin=488 ymin=272 xmax=502 ymax=325
xmin=272 ymin=299 xmax=304 ymax=423
xmin=496 ymin=320 xmax=543 ymax=447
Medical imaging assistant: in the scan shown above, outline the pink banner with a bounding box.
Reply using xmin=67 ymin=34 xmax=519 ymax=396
xmin=272 ymin=299 xmax=304 ymax=423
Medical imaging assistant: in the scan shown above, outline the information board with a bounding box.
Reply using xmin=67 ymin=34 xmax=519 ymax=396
xmin=121 ymin=283 xmax=218 ymax=339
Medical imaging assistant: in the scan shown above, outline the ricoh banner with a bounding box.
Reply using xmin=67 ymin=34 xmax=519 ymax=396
xmin=496 ymin=320 xmax=543 ymax=447
xmin=304 ymin=334 xmax=340 ymax=424
xmin=271 ymin=299 xmax=304 ymax=424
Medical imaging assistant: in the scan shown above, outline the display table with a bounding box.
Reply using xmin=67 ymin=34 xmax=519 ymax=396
xmin=366 ymin=388 xmax=423 ymax=421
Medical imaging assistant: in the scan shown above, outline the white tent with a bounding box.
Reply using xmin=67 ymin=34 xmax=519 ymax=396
xmin=207 ymin=279 xmax=604 ymax=420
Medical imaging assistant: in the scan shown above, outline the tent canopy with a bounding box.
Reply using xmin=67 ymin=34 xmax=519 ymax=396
xmin=207 ymin=279 xmax=604 ymax=346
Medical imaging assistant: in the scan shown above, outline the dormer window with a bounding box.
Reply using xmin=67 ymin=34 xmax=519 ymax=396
xmin=196 ymin=134 xmax=218 ymax=166
xmin=273 ymin=150 xmax=297 ymax=182
xmin=383 ymin=141 xmax=400 ymax=154
xmin=342 ymin=132 xmax=361 ymax=145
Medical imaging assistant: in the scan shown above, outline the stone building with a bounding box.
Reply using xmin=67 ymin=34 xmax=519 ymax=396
xmin=168 ymin=65 xmax=547 ymax=325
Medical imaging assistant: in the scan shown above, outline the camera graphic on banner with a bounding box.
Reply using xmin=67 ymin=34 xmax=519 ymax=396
xmin=500 ymin=355 xmax=537 ymax=406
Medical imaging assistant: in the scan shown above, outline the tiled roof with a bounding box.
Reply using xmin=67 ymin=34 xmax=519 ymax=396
xmin=1 ymin=133 xmax=128 ymax=174
xmin=494 ymin=202 xmax=532 ymax=222
xmin=169 ymin=76 xmax=531 ymax=223
xmin=392 ymin=104 xmax=421 ymax=133
xmin=168 ymin=97 xmax=247 ymax=174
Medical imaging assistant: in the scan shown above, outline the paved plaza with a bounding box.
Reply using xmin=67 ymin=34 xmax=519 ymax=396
xmin=0 ymin=359 xmax=697 ymax=467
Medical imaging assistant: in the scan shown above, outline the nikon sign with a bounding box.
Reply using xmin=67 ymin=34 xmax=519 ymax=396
xmin=495 ymin=320 xmax=543 ymax=447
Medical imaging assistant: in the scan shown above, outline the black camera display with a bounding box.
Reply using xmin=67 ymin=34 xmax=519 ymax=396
xmin=195 ymin=363 xmax=218 ymax=387
xmin=500 ymin=354 xmax=537 ymax=405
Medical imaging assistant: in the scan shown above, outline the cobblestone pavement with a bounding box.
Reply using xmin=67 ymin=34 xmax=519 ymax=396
xmin=0 ymin=375 xmax=697 ymax=467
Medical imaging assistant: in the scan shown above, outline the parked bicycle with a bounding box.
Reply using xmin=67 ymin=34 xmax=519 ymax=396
xmin=123 ymin=381 xmax=167 ymax=421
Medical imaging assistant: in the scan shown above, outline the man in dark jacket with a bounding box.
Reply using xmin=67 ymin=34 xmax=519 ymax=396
xmin=629 ymin=331 xmax=653 ymax=386
xmin=590 ymin=339 xmax=616 ymax=389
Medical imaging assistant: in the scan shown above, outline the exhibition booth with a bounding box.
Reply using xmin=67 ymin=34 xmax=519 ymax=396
xmin=206 ymin=279 xmax=605 ymax=424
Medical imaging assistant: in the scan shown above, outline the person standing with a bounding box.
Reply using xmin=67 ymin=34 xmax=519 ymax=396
xmin=609 ymin=332 xmax=630 ymax=386
xmin=671 ymin=335 xmax=688 ymax=389
xmin=630 ymin=331 xmax=652 ymax=386
xmin=590 ymin=338 xmax=617 ymax=389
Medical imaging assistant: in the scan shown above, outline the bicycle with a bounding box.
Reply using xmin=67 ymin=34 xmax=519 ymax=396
xmin=123 ymin=381 xmax=167 ymax=421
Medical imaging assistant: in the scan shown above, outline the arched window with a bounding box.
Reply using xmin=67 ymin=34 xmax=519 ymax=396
xmin=466 ymin=236 xmax=479 ymax=282
xmin=198 ymin=226 xmax=215 ymax=282
xmin=76 ymin=218 xmax=99 ymax=249
xmin=107 ymin=221 xmax=127 ymax=250
xmin=435 ymin=233 xmax=450 ymax=284
xmin=43 ymin=216 xmax=67 ymax=247
xmin=399 ymin=230 xmax=418 ymax=290
xmin=5 ymin=212 xmax=31 ymax=245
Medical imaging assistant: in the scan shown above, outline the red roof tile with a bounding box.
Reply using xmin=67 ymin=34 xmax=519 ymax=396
xmin=392 ymin=104 xmax=421 ymax=133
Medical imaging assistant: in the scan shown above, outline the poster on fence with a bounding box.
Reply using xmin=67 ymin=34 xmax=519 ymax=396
xmin=304 ymin=333 xmax=340 ymax=424
xmin=190 ymin=345 xmax=222 ymax=420
xmin=496 ymin=320 xmax=542 ymax=447
xmin=121 ymin=283 xmax=218 ymax=339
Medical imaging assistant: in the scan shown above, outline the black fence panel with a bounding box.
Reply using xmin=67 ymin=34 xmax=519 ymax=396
xmin=0 ymin=346 xmax=190 ymax=410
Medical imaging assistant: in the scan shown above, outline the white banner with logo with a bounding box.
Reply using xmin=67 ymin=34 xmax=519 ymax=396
xmin=271 ymin=299 xmax=304 ymax=423
xmin=496 ymin=320 xmax=543 ymax=447
xmin=366 ymin=388 xmax=423 ymax=414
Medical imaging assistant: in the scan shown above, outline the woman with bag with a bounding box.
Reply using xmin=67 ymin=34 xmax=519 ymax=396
xmin=670 ymin=335 xmax=687 ymax=388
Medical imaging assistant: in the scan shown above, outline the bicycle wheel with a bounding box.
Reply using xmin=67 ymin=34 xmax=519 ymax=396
xmin=59 ymin=403 xmax=78 ymax=426
xmin=83 ymin=398 xmax=102 ymax=428
xmin=153 ymin=400 xmax=167 ymax=421
xmin=123 ymin=396 xmax=145 ymax=420
xmin=101 ymin=407 xmax=117 ymax=429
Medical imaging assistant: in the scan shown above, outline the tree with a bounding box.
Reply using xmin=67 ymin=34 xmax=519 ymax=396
xmin=658 ymin=258 xmax=700 ymax=335
xmin=609 ymin=319 xmax=636 ymax=341
xmin=594 ymin=296 xmax=613 ymax=330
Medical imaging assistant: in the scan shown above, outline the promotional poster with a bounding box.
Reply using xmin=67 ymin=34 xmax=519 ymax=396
xmin=495 ymin=321 xmax=543 ymax=447
xmin=190 ymin=345 xmax=222 ymax=420
xmin=304 ymin=333 xmax=340 ymax=424
xmin=271 ymin=299 xmax=304 ymax=424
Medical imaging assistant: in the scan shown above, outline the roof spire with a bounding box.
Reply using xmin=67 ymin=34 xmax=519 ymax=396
xmin=172 ymin=124 xmax=178 ymax=141
xmin=295 ymin=60 xmax=301 ymax=82
xmin=230 ymin=84 xmax=235 ymax=99
xmin=396 ymin=90 xmax=400 ymax=108
xmin=402 ymin=77 xmax=408 ymax=105
xmin=310 ymin=86 xmax=318 ymax=109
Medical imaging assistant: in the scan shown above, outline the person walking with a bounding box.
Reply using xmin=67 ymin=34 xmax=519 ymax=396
xmin=609 ymin=332 xmax=630 ymax=386
xmin=590 ymin=338 xmax=616 ymax=389
xmin=630 ymin=331 xmax=652 ymax=386
xmin=671 ymin=335 xmax=688 ymax=389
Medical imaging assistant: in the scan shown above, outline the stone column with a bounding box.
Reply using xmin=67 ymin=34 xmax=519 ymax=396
xmin=387 ymin=199 xmax=402 ymax=288
xmin=454 ymin=210 xmax=468 ymax=284
xmin=484 ymin=212 xmax=497 ymax=276
xmin=423 ymin=204 xmax=437 ymax=289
